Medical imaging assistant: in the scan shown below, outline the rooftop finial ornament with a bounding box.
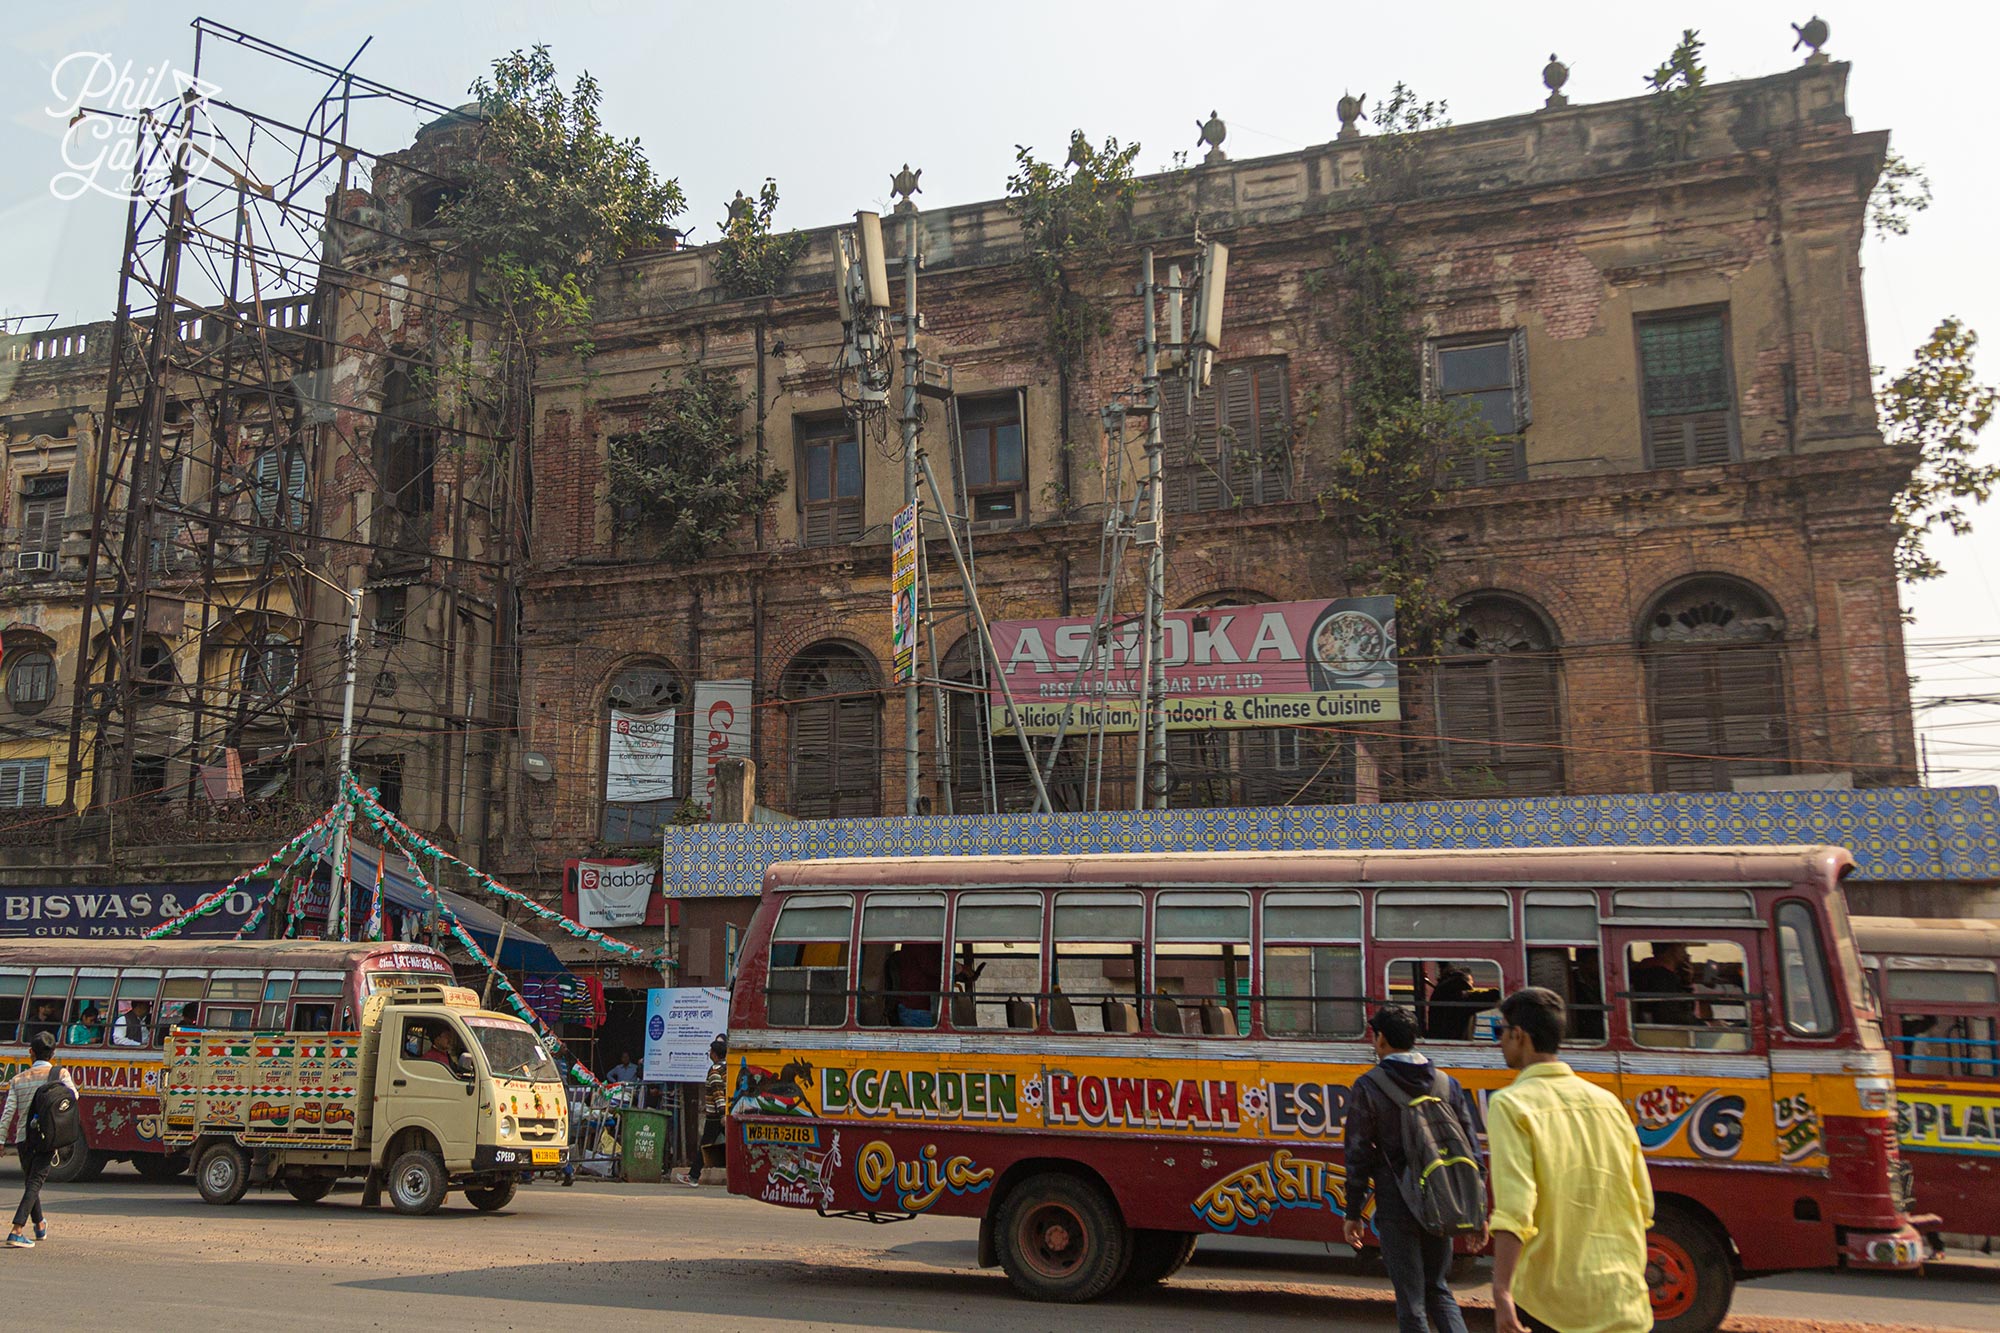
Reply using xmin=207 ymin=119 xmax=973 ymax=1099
xmin=1337 ymin=91 xmax=1367 ymax=141
xmin=1543 ymin=54 xmax=1570 ymax=109
xmin=1196 ymin=110 xmax=1228 ymax=165
xmin=891 ymin=163 xmax=922 ymax=215
xmin=1792 ymin=16 xmax=1829 ymax=64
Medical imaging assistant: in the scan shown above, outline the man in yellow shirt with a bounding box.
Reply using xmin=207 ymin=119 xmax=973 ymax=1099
xmin=1488 ymin=987 xmax=1655 ymax=1333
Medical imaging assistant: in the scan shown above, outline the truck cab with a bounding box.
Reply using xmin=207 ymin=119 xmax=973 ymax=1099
xmin=164 ymin=982 xmax=570 ymax=1214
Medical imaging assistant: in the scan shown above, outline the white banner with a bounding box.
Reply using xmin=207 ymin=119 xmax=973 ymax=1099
xmin=692 ymin=679 xmax=753 ymax=810
xmin=644 ymin=986 xmax=730 ymax=1083
xmin=607 ymin=708 xmax=676 ymax=803
xmin=574 ymin=859 xmax=656 ymax=928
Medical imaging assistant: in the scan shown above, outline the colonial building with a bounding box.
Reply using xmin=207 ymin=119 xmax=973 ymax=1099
xmin=504 ymin=56 xmax=1913 ymax=911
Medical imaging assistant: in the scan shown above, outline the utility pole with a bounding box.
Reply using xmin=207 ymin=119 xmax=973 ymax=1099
xmin=900 ymin=205 xmax=922 ymax=818
xmin=1134 ymin=250 xmax=1169 ymax=811
xmin=295 ymin=557 xmax=362 ymax=939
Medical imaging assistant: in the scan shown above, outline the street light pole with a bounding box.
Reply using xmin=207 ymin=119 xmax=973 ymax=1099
xmin=326 ymin=586 xmax=363 ymax=939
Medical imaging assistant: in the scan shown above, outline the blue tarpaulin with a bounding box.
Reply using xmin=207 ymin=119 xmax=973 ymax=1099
xmin=331 ymin=841 xmax=567 ymax=974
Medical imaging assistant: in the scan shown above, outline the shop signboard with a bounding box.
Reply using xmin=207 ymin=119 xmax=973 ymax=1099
xmin=890 ymin=503 xmax=917 ymax=683
xmin=0 ymin=883 xmax=263 ymax=938
xmin=644 ymin=986 xmax=731 ymax=1083
xmin=987 ymin=595 xmax=1399 ymax=735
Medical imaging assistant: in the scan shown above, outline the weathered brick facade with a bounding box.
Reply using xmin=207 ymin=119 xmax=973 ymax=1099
xmin=500 ymin=60 xmax=1915 ymax=889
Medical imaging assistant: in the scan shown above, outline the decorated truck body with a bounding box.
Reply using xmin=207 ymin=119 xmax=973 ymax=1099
xmin=162 ymin=981 xmax=568 ymax=1213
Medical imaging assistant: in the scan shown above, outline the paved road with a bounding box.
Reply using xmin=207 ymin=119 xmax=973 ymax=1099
xmin=0 ymin=1164 xmax=1994 ymax=1331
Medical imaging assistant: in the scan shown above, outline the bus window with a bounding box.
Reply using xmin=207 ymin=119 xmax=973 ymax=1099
xmin=160 ymin=973 xmax=207 ymax=1042
xmin=951 ymin=892 xmax=1043 ymax=1031
xmin=260 ymin=977 xmax=293 ymax=1027
xmin=1524 ymin=891 xmax=1605 ymax=1044
xmin=1625 ymin=941 xmax=1753 ymax=1051
xmin=767 ymin=896 xmax=853 ymax=1028
xmin=1262 ymin=891 xmax=1363 ymax=1039
xmin=205 ymin=974 xmax=262 ymax=1030
xmin=1052 ymin=892 xmax=1144 ymax=1034
xmin=859 ymin=894 xmax=946 ymax=1030
xmin=1387 ymin=959 xmax=1503 ymax=1042
xmin=1375 ymin=889 xmax=1511 ymax=941
xmin=1775 ymin=902 xmax=1838 ymax=1037
xmin=25 ymin=972 xmax=73 ymax=1044
xmin=66 ymin=973 xmax=114 ymax=1046
xmin=291 ymin=977 xmax=346 ymax=1031
xmin=111 ymin=973 xmax=160 ymax=1047
xmin=0 ymin=973 xmax=25 ymax=1043
xmin=1886 ymin=968 xmax=2000 ymax=1076
xmin=1152 ymin=891 xmax=1249 ymax=1037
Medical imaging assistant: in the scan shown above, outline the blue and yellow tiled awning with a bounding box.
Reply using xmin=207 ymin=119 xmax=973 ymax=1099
xmin=660 ymin=785 xmax=2000 ymax=899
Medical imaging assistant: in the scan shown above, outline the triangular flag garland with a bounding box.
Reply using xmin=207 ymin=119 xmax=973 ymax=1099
xmin=133 ymin=771 xmax=679 ymax=1096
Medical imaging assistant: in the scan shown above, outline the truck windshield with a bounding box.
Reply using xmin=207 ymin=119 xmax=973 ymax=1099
xmin=466 ymin=1017 xmax=559 ymax=1082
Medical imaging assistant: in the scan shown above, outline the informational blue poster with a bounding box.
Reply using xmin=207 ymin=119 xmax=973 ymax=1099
xmin=643 ymin=986 xmax=729 ymax=1082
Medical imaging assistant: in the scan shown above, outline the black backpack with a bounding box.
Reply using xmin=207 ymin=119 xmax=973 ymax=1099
xmin=1363 ymin=1065 xmax=1487 ymax=1236
xmin=25 ymin=1067 xmax=81 ymax=1156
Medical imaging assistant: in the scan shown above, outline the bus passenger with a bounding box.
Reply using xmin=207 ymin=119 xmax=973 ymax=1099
xmin=112 ymin=1002 xmax=152 ymax=1048
xmin=1425 ymin=966 xmax=1498 ymax=1041
xmin=887 ymin=944 xmax=940 ymax=1028
xmin=65 ymin=1006 xmax=105 ymax=1047
xmin=23 ymin=1003 xmax=59 ymax=1045
xmin=1630 ymin=943 xmax=1697 ymax=1026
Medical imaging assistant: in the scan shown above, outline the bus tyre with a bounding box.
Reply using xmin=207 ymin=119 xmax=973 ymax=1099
xmin=387 ymin=1148 xmax=449 ymax=1216
xmin=195 ymin=1144 xmax=251 ymax=1206
xmin=1648 ymin=1205 xmax=1735 ymax=1333
xmin=1122 ymin=1230 xmax=1196 ymax=1288
xmin=133 ymin=1153 xmax=189 ymax=1182
xmin=465 ymin=1179 xmax=517 ymax=1212
xmin=43 ymin=1143 xmax=92 ymax=1185
xmin=285 ymin=1177 xmax=335 ymax=1204
xmin=996 ymin=1173 xmax=1130 ymax=1302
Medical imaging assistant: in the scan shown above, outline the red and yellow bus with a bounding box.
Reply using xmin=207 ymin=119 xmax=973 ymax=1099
xmin=0 ymin=939 xmax=453 ymax=1182
xmin=1854 ymin=916 xmax=2000 ymax=1242
xmin=726 ymin=846 xmax=1923 ymax=1333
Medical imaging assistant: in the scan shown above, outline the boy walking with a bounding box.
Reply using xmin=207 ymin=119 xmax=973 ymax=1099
xmin=0 ymin=1033 xmax=79 ymax=1249
xmin=681 ymin=1035 xmax=728 ymax=1186
xmin=1342 ymin=1004 xmax=1484 ymax=1333
xmin=1488 ymin=987 xmax=1654 ymax=1333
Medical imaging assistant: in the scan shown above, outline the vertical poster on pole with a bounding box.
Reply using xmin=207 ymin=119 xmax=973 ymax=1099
xmin=643 ymin=986 xmax=730 ymax=1082
xmin=891 ymin=502 xmax=918 ymax=683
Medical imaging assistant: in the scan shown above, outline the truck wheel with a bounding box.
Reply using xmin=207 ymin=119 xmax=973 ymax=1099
xmin=285 ymin=1177 xmax=335 ymax=1204
xmin=387 ymin=1148 xmax=448 ymax=1216
xmin=465 ymin=1178 xmax=517 ymax=1212
xmin=133 ymin=1153 xmax=189 ymax=1182
xmin=995 ymin=1173 xmax=1130 ymax=1302
xmin=1122 ymin=1229 xmax=1196 ymax=1288
xmin=195 ymin=1144 xmax=251 ymax=1206
xmin=1648 ymin=1204 xmax=1736 ymax=1333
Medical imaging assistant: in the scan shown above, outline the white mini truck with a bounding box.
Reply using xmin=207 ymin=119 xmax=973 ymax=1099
xmin=163 ymin=981 xmax=570 ymax=1213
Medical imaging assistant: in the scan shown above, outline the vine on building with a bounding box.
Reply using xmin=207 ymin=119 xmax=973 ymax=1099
xmin=607 ymin=368 xmax=788 ymax=565
xmin=711 ymin=179 xmax=810 ymax=299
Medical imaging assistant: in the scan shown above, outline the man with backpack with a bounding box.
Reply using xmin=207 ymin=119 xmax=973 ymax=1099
xmin=0 ymin=1032 xmax=80 ymax=1249
xmin=1342 ymin=1004 xmax=1486 ymax=1333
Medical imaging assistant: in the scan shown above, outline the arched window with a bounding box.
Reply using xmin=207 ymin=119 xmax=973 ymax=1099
xmin=603 ymin=661 xmax=684 ymax=845
xmin=1434 ymin=596 xmax=1564 ymax=796
xmin=782 ymin=644 xmax=879 ymax=819
xmin=136 ymin=636 xmax=178 ymax=701
xmin=250 ymin=447 xmax=308 ymax=559
xmin=240 ymin=635 xmax=297 ymax=707
xmin=1643 ymin=578 xmax=1787 ymax=791
xmin=4 ymin=638 xmax=56 ymax=716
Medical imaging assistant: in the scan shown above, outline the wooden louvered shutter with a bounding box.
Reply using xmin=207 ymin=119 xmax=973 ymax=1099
xmin=834 ymin=495 xmax=863 ymax=543
xmin=20 ymin=761 xmax=45 ymax=809
xmin=832 ymin=695 xmax=879 ymax=816
xmin=1648 ymin=646 xmax=1784 ymax=791
xmin=1250 ymin=361 xmax=1291 ymax=503
xmin=790 ymin=701 xmax=835 ymax=818
xmin=1640 ymin=313 xmax=1736 ymax=469
xmin=1508 ymin=329 xmax=1532 ymax=432
xmin=1159 ymin=386 xmax=1192 ymax=514
xmin=1187 ymin=371 xmax=1225 ymax=512
xmin=1492 ymin=656 xmax=1562 ymax=794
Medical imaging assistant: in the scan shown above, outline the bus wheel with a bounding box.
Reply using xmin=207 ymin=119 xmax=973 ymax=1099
xmin=1647 ymin=1205 xmax=1735 ymax=1333
xmin=996 ymin=1173 xmax=1130 ymax=1302
xmin=195 ymin=1144 xmax=251 ymax=1206
xmin=43 ymin=1143 xmax=93 ymax=1185
xmin=285 ymin=1177 xmax=335 ymax=1204
xmin=465 ymin=1178 xmax=517 ymax=1212
xmin=133 ymin=1153 xmax=189 ymax=1182
xmin=1122 ymin=1230 xmax=1196 ymax=1288
xmin=387 ymin=1148 xmax=449 ymax=1216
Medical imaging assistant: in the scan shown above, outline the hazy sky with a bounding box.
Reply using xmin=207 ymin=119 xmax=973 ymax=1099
xmin=3 ymin=1 xmax=1994 ymax=786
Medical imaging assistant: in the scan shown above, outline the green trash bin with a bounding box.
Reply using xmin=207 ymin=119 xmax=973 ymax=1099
xmin=617 ymin=1107 xmax=668 ymax=1183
